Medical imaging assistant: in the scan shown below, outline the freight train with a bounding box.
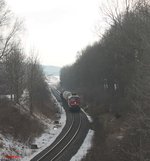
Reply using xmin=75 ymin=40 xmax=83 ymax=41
xmin=60 ymin=91 xmax=80 ymax=111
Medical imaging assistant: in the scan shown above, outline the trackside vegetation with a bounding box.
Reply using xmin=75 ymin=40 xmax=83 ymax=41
xmin=60 ymin=0 xmax=150 ymax=160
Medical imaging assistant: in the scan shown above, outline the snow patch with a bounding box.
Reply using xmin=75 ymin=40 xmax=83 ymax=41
xmin=81 ymin=109 xmax=93 ymax=123
xmin=46 ymin=75 xmax=60 ymax=86
xmin=70 ymin=130 xmax=94 ymax=161
xmin=0 ymin=134 xmax=29 ymax=161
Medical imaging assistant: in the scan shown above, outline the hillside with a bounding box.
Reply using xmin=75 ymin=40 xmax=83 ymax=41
xmin=42 ymin=65 xmax=61 ymax=76
xmin=60 ymin=2 xmax=150 ymax=161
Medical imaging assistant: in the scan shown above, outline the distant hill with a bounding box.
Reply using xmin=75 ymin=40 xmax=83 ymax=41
xmin=42 ymin=65 xmax=61 ymax=76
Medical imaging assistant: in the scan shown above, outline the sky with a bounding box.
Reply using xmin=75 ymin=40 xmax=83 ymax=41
xmin=5 ymin=0 xmax=105 ymax=67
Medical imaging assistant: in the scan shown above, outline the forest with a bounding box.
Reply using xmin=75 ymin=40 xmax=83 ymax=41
xmin=60 ymin=0 xmax=150 ymax=160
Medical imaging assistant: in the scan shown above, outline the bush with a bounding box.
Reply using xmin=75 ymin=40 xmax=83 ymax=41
xmin=0 ymin=98 xmax=45 ymax=143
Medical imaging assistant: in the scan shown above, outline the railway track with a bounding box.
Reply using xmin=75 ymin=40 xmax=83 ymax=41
xmin=30 ymin=87 xmax=89 ymax=161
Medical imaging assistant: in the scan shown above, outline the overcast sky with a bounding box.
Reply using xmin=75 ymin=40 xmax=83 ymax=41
xmin=6 ymin=0 xmax=105 ymax=67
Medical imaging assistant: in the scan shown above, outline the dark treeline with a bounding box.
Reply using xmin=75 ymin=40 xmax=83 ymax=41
xmin=60 ymin=0 xmax=150 ymax=160
xmin=61 ymin=0 xmax=150 ymax=109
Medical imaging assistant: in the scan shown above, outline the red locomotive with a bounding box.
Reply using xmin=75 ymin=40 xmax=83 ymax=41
xmin=61 ymin=91 xmax=80 ymax=111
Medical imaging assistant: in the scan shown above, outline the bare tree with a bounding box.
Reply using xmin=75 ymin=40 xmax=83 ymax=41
xmin=26 ymin=55 xmax=37 ymax=114
xmin=0 ymin=19 xmax=23 ymax=60
xmin=98 ymin=0 xmax=136 ymax=30
xmin=0 ymin=0 xmax=23 ymax=60
xmin=4 ymin=44 xmax=25 ymax=103
xmin=26 ymin=53 xmax=52 ymax=115
xmin=26 ymin=53 xmax=46 ymax=115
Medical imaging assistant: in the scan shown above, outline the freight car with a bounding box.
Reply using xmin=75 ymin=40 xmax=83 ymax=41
xmin=61 ymin=91 xmax=80 ymax=111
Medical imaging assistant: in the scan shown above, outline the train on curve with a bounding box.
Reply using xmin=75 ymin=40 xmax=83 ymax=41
xmin=60 ymin=91 xmax=80 ymax=111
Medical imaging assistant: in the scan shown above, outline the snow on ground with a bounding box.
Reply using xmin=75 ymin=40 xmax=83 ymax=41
xmin=0 ymin=134 xmax=29 ymax=161
xmin=70 ymin=129 xmax=94 ymax=161
xmin=46 ymin=75 xmax=60 ymax=86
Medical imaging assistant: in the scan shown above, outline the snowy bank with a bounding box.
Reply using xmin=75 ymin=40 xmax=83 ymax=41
xmin=0 ymin=88 xmax=66 ymax=161
xmin=70 ymin=129 xmax=94 ymax=161
xmin=22 ymin=90 xmax=66 ymax=161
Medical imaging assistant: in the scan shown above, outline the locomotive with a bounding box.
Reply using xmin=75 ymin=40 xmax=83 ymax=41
xmin=60 ymin=91 xmax=80 ymax=111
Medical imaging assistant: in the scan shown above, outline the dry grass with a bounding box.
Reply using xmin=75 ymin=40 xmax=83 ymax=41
xmin=82 ymin=101 xmax=150 ymax=161
xmin=0 ymin=98 xmax=45 ymax=143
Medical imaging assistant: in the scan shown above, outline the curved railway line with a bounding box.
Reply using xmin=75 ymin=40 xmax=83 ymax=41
xmin=30 ymin=88 xmax=89 ymax=161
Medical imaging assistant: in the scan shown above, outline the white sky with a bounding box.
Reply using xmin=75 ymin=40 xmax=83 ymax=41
xmin=6 ymin=0 xmax=105 ymax=67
